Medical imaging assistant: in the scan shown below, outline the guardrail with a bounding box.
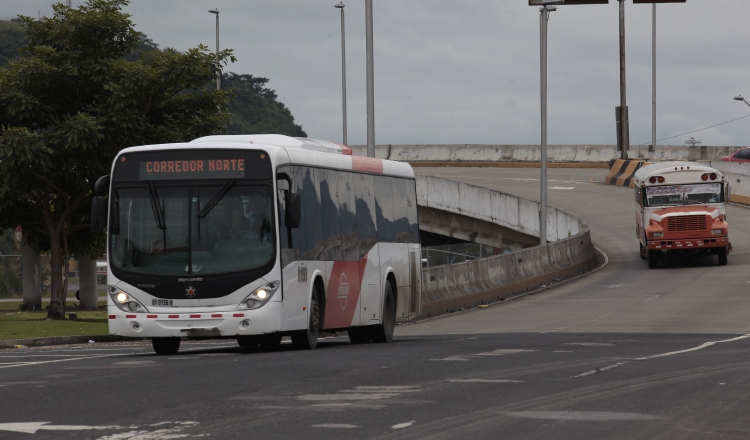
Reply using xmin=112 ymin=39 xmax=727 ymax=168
xmin=415 ymin=175 xmax=598 ymax=319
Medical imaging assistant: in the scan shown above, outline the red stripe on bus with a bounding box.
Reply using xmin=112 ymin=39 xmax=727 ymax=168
xmin=126 ymin=315 xmax=136 ymax=318
xmin=351 ymin=156 xmax=383 ymax=174
xmin=147 ymin=315 xmax=157 ymax=318
xmin=211 ymin=314 xmax=223 ymax=318
xmin=109 ymin=315 xmax=116 ymax=319
xmin=233 ymin=313 xmax=244 ymax=318
xmin=190 ymin=314 xmax=201 ymax=318
xmin=169 ymin=315 xmax=179 ymax=319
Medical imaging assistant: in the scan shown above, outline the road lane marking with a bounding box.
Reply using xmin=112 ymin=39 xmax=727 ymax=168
xmin=448 ymin=379 xmax=524 ymax=383
xmin=505 ymin=411 xmax=663 ymax=421
xmin=574 ymin=333 xmax=750 ymax=378
xmin=313 ymin=424 xmax=359 ymax=429
xmin=0 ymin=353 xmax=131 ymax=369
xmin=392 ymin=421 xmax=416 ymax=429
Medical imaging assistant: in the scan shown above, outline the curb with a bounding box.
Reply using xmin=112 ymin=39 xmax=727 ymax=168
xmin=0 ymin=335 xmax=140 ymax=349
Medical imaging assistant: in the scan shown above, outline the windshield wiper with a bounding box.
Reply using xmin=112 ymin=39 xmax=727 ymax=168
xmin=197 ymin=180 xmax=235 ymax=219
xmin=147 ymin=182 xmax=166 ymax=230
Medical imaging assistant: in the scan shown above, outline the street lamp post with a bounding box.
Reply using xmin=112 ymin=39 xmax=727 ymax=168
xmin=208 ymin=8 xmax=220 ymax=90
xmin=365 ymin=0 xmax=375 ymax=158
xmin=335 ymin=3 xmax=348 ymax=146
xmin=734 ymin=95 xmax=750 ymax=107
xmin=538 ymin=3 xmax=558 ymax=247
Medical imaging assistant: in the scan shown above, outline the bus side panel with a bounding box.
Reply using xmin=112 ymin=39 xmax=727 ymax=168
xmin=280 ymin=261 xmax=316 ymax=332
xmin=323 ymin=260 xmax=364 ymax=329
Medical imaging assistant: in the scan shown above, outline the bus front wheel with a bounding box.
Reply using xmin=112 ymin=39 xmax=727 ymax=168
xmin=718 ymin=246 xmax=728 ymax=266
xmin=291 ymin=286 xmax=321 ymax=350
xmin=152 ymin=337 xmax=181 ymax=355
xmin=647 ymin=250 xmax=659 ymax=269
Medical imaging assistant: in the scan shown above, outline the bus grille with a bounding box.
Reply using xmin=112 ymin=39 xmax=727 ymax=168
xmin=668 ymin=215 xmax=707 ymax=232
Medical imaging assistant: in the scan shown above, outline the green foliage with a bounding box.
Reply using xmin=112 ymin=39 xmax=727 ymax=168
xmin=0 ymin=0 xmax=235 ymax=317
xmin=0 ymin=21 xmax=27 ymax=66
xmin=223 ymin=73 xmax=307 ymax=137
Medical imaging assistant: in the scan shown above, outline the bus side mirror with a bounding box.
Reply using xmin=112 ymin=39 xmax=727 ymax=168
xmin=91 ymin=196 xmax=107 ymax=233
xmin=286 ymin=193 xmax=301 ymax=229
xmin=727 ymin=185 xmax=731 ymax=202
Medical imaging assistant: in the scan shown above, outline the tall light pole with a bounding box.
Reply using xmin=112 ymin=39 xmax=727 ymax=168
xmin=537 ymin=1 xmax=563 ymax=247
xmin=617 ymin=0 xmax=629 ymax=160
xmin=208 ymin=8 xmax=220 ymax=90
xmin=365 ymin=0 xmax=375 ymax=158
xmin=335 ymin=3 xmax=348 ymax=146
xmin=651 ymin=3 xmax=656 ymax=153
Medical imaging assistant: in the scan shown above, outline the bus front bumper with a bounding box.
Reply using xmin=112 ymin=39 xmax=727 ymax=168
xmin=648 ymin=237 xmax=729 ymax=251
xmin=108 ymin=302 xmax=282 ymax=338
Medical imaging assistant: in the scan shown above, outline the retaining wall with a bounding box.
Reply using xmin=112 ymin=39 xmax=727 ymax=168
xmin=351 ymin=144 xmax=739 ymax=164
xmin=415 ymin=175 xmax=597 ymax=319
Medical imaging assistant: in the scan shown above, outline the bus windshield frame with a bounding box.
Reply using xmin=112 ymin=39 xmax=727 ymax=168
xmin=644 ymin=182 xmax=723 ymax=207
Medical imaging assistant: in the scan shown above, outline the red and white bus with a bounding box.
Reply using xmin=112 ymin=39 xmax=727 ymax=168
xmin=634 ymin=161 xmax=730 ymax=269
xmin=91 ymin=135 xmax=422 ymax=354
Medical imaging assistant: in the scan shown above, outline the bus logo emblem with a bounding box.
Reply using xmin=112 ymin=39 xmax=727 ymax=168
xmin=185 ymin=286 xmax=197 ymax=298
xmin=338 ymin=273 xmax=350 ymax=310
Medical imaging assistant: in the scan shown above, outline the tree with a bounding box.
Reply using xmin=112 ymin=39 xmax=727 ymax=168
xmin=0 ymin=20 xmax=27 ymax=66
xmin=223 ymin=73 xmax=307 ymax=137
xmin=0 ymin=0 xmax=235 ymax=319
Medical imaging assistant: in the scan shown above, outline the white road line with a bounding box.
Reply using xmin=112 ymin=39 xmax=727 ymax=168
xmin=313 ymin=424 xmax=359 ymax=429
xmin=573 ymin=333 xmax=750 ymax=378
xmin=0 ymin=353 xmax=130 ymax=369
xmin=448 ymin=379 xmax=524 ymax=383
xmin=392 ymin=421 xmax=416 ymax=429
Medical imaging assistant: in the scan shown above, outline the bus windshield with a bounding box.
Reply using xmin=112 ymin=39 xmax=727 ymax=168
xmin=645 ymin=183 xmax=722 ymax=207
xmin=109 ymin=182 xmax=275 ymax=276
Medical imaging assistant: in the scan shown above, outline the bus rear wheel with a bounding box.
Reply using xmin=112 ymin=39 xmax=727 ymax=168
xmin=718 ymin=246 xmax=728 ymax=266
xmin=152 ymin=337 xmax=181 ymax=355
xmin=291 ymin=286 xmax=321 ymax=350
xmin=371 ymin=282 xmax=395 ymax=343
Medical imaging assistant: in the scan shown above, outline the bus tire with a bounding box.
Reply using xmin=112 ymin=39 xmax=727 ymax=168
xmin=718 ymin=246 xmax=728 ymax=266
xmin=348 ymin=326 xmax=371 ymax=344
xmin=291 ymin=286 xmax=321 ymax=350
xmin=648 ymin=250 xmax=659 ymax=269
xmin=152 ymin=337 xmax=181 ymax=355
xmin=237 ymin=336 xmax=261 ymax=347
xmin=640 ymin=241 xmax=647 ymax=260
xmin=371 ymin=281 xmax=396 ymax=343
xmin=259 ymin=334 xmax=282 ymax=348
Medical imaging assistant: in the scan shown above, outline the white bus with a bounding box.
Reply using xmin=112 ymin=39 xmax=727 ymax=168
xmin=633 ymin=161 xmax=730 ymax=269
xmin=91 ymin=135 xmax=422 ymax=354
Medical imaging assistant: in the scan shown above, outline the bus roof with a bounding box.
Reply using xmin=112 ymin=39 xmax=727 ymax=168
xmin=116 ymin=135 xmax=415 ymax=179
xmin=633 ymin=161 xmax=723 ymax=185
xmin=190 ymin=134 xmax=353 ymax=155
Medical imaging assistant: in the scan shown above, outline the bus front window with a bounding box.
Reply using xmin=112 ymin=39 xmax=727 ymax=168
xmin=110 ymin=183 xmax=275 ymax=276
xmin=645 ymin=183 xmax=722 ymax=207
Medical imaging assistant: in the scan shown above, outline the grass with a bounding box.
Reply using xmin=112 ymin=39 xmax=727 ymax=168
xmin=0 ymin=300 xmax=108 ymax=341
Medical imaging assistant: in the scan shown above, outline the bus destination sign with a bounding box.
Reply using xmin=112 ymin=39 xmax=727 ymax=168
xmin=138 ymin=158 xmax=246 ymax=180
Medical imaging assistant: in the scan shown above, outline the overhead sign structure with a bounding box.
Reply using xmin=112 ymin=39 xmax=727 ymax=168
xmin=528 ymin=1 xmax=608 ymax=4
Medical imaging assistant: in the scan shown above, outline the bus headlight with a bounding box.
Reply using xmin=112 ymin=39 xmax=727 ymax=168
xmin=652 ymin=232 xmax=664 ymax=238
xmin=109 ymin=288 xmax=149 ymax=313
xmin=237 ymin=281 xmax=280 ymax=310
xmin=712 ymin=229 xmax=724 ymax=235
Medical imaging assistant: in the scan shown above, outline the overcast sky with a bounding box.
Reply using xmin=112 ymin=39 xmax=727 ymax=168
xmin=4 ymin=1 xmax=750 ymax=147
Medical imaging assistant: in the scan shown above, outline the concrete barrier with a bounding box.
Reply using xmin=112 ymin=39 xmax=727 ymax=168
xmin=416 ymin=175 xmax=597 ymax=319
xmin=350 ymin=144 xmax=741 ymax=164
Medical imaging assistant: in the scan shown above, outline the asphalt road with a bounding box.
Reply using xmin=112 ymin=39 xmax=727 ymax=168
xmin=2 ymin=167 xmax=749 ymax=440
